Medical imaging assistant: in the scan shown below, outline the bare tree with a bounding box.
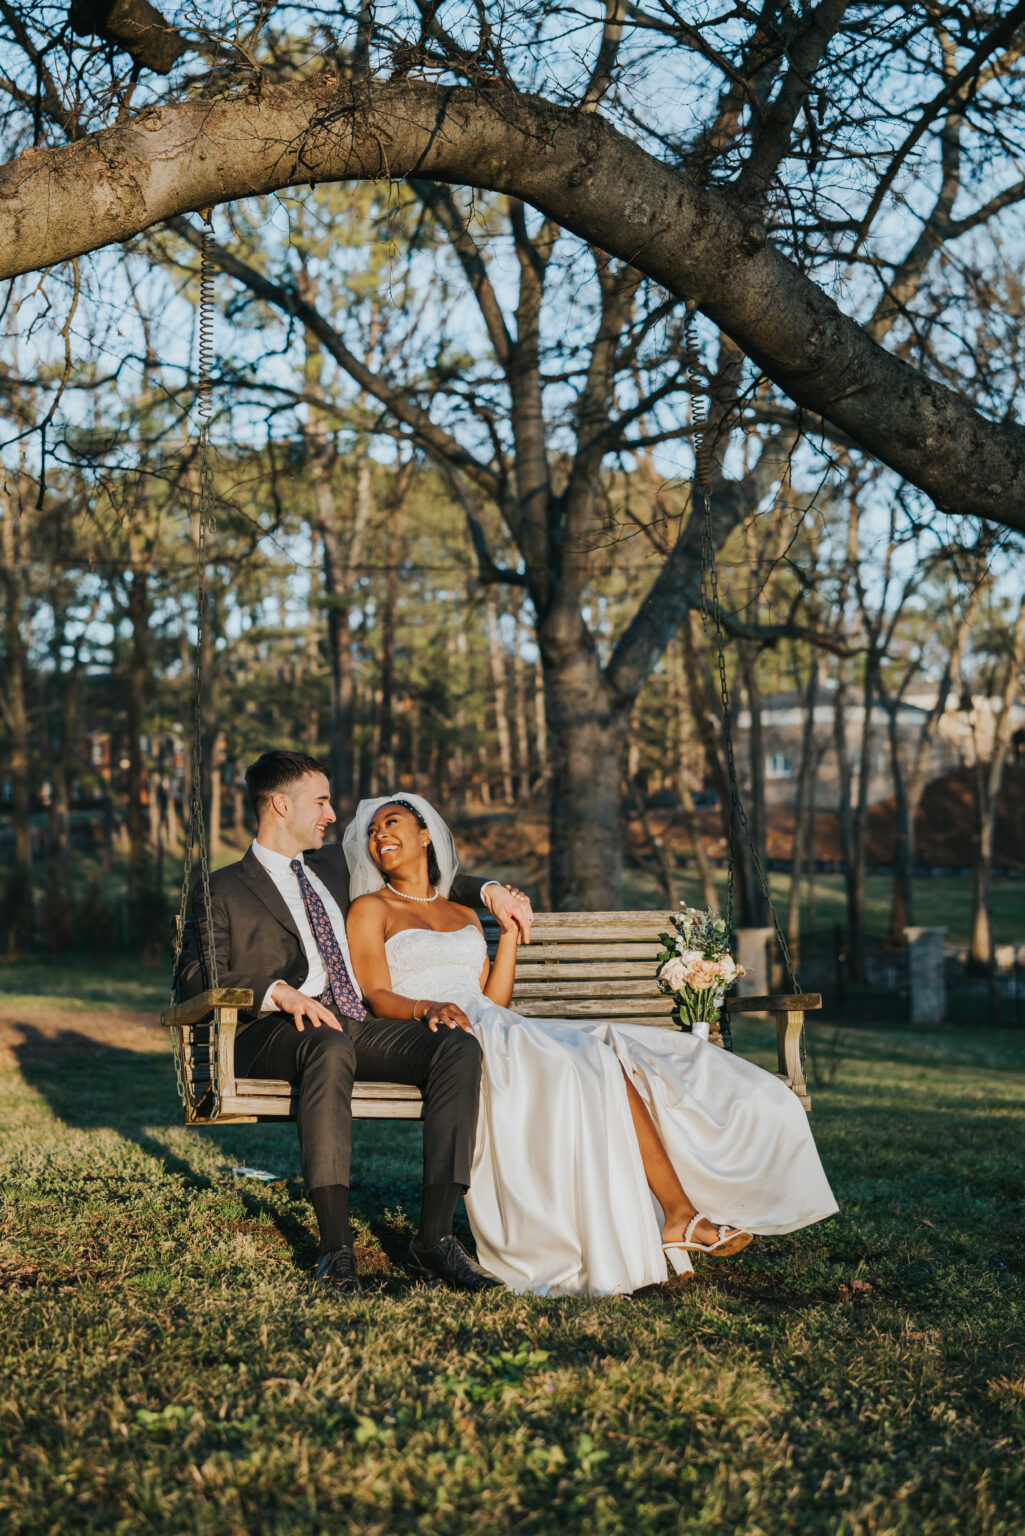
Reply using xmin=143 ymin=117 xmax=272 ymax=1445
xmin=0 ymin=466 xmax=34 ymax=945
xmin=966 ymin=596 xmax=1025 ymax=967
xmin=3 ymin=5 xmax=1025 ymax=532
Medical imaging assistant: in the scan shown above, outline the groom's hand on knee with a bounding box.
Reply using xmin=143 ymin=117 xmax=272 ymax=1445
xmin=270 ymin=982 xmax=343 ymax=1034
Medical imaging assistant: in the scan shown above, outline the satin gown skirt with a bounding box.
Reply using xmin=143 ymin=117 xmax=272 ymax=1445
xmin=383 ymin=926 xmax=838 ymax=1298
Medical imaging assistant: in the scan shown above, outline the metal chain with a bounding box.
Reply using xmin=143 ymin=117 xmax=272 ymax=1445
xmin=686 ymin=309 xmax=801 ymax=1004
xmin=169 ymin=224 xmax=220 ymax=1118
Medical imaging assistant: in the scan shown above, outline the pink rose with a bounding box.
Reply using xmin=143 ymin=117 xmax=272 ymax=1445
xmin=684 ymin=959 xmax=720 ymax=990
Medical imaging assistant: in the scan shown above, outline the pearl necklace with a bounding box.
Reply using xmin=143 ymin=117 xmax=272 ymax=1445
xmin=385 ymin=881 xmax=440 ymax=903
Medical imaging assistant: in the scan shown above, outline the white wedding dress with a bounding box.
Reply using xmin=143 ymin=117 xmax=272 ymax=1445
xmin=385 ymin=925 xmax=838 ymax=1297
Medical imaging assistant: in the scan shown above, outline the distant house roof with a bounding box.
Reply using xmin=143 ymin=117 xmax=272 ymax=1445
xmin=737 ymin=692 xmax=929 ymax=728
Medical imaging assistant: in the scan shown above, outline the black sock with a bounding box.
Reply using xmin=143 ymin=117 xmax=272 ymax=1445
xmin=310 ymin=1184 xmax=351 ymax=1255
xmin=419 ymin=1183 xmax=463 ymax=1247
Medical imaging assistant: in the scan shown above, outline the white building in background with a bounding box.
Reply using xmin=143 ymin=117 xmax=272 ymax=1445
xmin=734 ymin=690 xmax=1025 ymax=810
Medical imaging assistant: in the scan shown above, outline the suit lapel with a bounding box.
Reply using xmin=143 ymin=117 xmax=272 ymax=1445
xmin=236 ymin=847 xmax=303 ymax=943
xmin=306 ymin=844 xmax=351 ymax=915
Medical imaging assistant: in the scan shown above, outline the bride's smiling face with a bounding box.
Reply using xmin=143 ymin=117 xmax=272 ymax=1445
xmin=367 ymin=803 xmax=429 ymax=875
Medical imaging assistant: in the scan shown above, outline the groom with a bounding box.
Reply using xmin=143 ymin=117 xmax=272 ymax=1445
xmin=179 ymin=749 xmax=533 ymax=1295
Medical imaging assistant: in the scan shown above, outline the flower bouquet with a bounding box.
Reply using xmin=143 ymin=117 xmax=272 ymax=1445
xmin=656 ymin=906 xmax=744 ymax=1040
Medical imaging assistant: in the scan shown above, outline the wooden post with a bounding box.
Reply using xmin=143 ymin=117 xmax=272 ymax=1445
xmin=774 ymin=1004 xmax=810 ymax=1111
xmin=216 ymin=1007 xmax=238 ymax=1108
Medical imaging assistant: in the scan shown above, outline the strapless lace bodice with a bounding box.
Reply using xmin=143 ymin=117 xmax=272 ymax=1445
xmin=384 ymin=924 xmax=488 ymax=1009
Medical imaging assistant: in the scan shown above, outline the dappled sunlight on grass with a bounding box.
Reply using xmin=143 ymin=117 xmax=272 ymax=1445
xmin=1 ymin=966 xmax=1023 ymax=1532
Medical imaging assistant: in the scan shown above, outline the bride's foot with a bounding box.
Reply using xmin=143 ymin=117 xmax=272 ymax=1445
xmin=662 ymin=1211 xmax=753 ymax=1257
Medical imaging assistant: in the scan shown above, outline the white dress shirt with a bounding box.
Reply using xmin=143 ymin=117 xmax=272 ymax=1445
xmin=251 ymin=839 xmax=363 ymax=1014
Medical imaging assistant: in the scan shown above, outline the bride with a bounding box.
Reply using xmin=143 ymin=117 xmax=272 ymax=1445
xmin=343 ymin=793 xmax=837 ymax=1296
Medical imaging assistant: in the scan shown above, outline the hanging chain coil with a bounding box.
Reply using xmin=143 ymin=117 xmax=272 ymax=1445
xmin=686 ymin=309 xmax=802 ymax=1014
xmin=169 ymin=223 xmax=221 ymax=1119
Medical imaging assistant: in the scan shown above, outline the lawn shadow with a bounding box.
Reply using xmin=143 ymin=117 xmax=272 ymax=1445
xmin=6 ymin=1021 xmax=316 ymax=1269
xmin=810 ymin=1022 xmax=1025 ymax=1077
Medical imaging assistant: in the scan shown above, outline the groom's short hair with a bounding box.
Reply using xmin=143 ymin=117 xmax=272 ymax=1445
xmin=245 ymin=750 xmax=331 ymax=818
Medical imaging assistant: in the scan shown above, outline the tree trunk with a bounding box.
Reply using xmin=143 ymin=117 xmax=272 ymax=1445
xmin=832 ymin=663 xmax=859 ymax=969
xmin=318 ymin=439 xmax=372 ymax=809
xmin=887 ymin=576 xmax=985 ymax=941
xmin=511 ymin=618 xmax=531 ymax=801
xmin=886 ymin=698 xmax=914 ymax=937
xmin=378 ymin=499 xmax=405 ymax=790
xmin=124 ymin=566 xmax=150 ymax=906
xmin=787 ymin=647 xmax=821 ymax=952
xmin=477 ymin=744 xmax=492 ymax=806
xmin=668 ymin=642 xmax=717 ymax=909
xmin=542 ymin=625 xmax=624 ymax=910
xmin=533 ymin=658 xmax=548 ymax=785
xmin=449 ymin=623 xmax=468 ymax=809
xmin=969 ymin=811 xmax=994 ymax=970
xmin=969 ymin=596 xmax=1025 ymax=967
xmin=232 ymin=777 xmax=247 ymax=842
xmin=849 ymin=658 xmax=877 ymax=973
xmin=630 ymin=778 xmax=678 ymax=907
xmin=409 ymin=698 xmax=420 ymax=787
xmin=485 ymin=589 xmax=515 ymax=805
xmin=208 ymin=749 xmax=222 ymax=858
xmin=740 ymin=648 xmax=768 ymax=925
xmin=806 ymin=758 xmax=818 ymax=930
xmin=0 ymin=478 xmax=34 ymax=948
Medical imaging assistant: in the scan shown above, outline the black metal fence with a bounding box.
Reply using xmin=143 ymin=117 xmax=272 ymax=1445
xmin=945 ymin=951 xmax=1025 ymax=1028
xmin=767 ymin=926 xmax=910 ymax=1023
xmin=764 ymin=927 xmax=1025 ymax=1027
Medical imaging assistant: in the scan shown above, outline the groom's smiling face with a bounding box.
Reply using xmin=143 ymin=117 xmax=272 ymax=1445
xmin=281 ymin=771 xmax=335 ymax=852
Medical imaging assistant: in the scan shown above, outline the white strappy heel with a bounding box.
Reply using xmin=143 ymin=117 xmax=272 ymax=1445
xmin=665 ymin=1213 xmax=754 ymax=1261
xmin=662 ymin=1243 xmax=696 ymax=1278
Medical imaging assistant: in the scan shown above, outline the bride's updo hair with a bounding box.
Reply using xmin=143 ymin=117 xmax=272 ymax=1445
xmin=384 ymin=798 xmax=442 ymax=888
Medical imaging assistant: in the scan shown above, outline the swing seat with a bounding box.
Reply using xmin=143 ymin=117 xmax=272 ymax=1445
xmin=161 ymin=912 xmax=818 ymax=1124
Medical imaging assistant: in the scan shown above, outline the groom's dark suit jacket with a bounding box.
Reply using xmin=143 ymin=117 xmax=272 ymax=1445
xmin=178 ymin=844 xmax=487 ymax=1030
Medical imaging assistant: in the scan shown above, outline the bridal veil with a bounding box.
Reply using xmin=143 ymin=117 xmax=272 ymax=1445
xmin=342 ymin=793 xmax=460 ymax=899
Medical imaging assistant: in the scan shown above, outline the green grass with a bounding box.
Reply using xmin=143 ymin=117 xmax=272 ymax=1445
xmin=1 ymin=965 xmax=1023 ymax=1533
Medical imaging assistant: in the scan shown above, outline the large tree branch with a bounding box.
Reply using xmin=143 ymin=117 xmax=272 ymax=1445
xmin=1 ymin=78 xmax=1023 ymax=530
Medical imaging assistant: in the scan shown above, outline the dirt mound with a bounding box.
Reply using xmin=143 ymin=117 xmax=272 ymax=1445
xmin=641 ymin=767 xmax=1025 ymax=871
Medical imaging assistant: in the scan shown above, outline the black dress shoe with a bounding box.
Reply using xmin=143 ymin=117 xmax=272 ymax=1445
xmin=408 ymin=1234 xmax=503 ymax=1292
xmin=313 ymin=1245 xmax=362 ymax=1294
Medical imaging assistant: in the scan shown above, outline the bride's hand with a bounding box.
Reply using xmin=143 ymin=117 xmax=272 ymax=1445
xmin=420 ymin=1000 xmax=473 ymax=1033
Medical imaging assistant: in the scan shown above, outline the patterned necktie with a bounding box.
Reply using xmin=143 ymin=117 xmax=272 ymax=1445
xmin=290 ymin=858 xmax=366 ymax=1021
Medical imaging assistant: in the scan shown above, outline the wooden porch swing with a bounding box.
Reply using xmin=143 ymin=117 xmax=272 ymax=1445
xmin=160 ymin=242 xmax=819 ymax=1126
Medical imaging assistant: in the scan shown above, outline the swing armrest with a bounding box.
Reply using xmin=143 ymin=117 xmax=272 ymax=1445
xmin=724 ymin=994 xmax=821 ymax=1014
xmin=160 ymin=989 xmax=254 ymax=1028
